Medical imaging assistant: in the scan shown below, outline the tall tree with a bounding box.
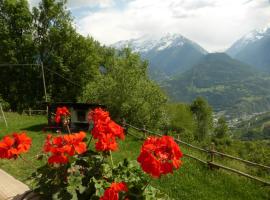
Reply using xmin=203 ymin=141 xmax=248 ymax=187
xmin=32 ymin=0 xmax=102 ymax=102
xmin=190 ymin=97 xmax=213 ymax=141
xmin=0 ymin=0 xmax=41 ymax=111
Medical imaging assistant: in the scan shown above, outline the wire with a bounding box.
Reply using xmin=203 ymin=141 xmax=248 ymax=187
xmin=0 ymin=63 xmax=82 ymax=88
xmin=0 ymin=64 xmax=40 ymax=67
xmin=43 ymin=66 xmax=82 ymax=88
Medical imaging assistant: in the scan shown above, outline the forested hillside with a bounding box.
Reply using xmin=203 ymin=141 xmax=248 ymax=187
xmin=163 ymin=53 xmax=270 ymax=117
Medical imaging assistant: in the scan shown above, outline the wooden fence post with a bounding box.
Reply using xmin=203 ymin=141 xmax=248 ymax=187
xmin=208 ymin=142 xmax=215 ymax=169
xmin=143 ymin=125 xmax=147 ymax=139
xmin=122 ymin=118 xmax=128 ymax=135
xmin=211 ymin=142 xmax=215 ymax=162
xmin=29 ymin=108 xmax=32 ymax=116
xmin=177 ymin=134 xmax=180 ymax=140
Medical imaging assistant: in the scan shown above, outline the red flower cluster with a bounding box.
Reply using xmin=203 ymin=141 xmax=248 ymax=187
xmin=100 ymin=182 xmax=128 ymax=200
xmin=0 ymin=132 xmax=32 ymax=159
xmin=43 ymin=132 xmax=87 ymax=164
xmin=55 ymin=106 xmax=70 ymax=124
xmin=89 ymin=108 xmax=125 ymax=152
xmin=137 ymin=135 xmax=183 ymax=178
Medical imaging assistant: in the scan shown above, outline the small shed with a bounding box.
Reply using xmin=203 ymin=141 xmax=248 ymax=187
xmin=47 ymin=102 xmax=104 ymax=131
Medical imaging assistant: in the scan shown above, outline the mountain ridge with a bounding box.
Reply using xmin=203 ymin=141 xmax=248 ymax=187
xmin=113 ymin=33 xmax=208 ymax=81
xmin=227 ymin=25 xmax=270 ymax=71
xmin=163 ymin=53 xmax=270 ymax=117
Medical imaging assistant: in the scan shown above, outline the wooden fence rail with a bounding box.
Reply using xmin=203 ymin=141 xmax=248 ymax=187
xmin=208 ymin=162 xmax=270 ymax=186
xmin=123 ymin=122 xmax=270 ymax=186
xmin=22 ymin=109 xmax=47 ymax=116
xmin=212 ymin=150 xmax=270 ymax=170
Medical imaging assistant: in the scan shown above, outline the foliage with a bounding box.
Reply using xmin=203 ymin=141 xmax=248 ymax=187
xmin=31 ymin=0 xmax=101 ymax=103
xmin=238 ymin=128 xmax=270 ymax=141
xmin=190 ymin=97 xmax=213 ymax=141
xmin=214 ymin=116 xmax=229 ymax=139
xmin=0 ymin=96 xmax=10 ymax=111
xmin=81 ymin=48 xmax=167 ymax=128
xmin=164 ymin=103 xmax=195 ymax=142
xmin=0 ymin=0 xmax=40 ymax=111
xmin=234 ymin=112 xmax=270 ymax=141
xmin=164 ymin=53 xmax=270 ymax=117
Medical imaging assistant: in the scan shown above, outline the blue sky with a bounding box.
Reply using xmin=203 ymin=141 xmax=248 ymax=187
xmin=29 ymin=0 xmax=270 ymax=52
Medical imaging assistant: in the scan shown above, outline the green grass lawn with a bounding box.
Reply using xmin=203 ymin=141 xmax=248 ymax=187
xmin=0 ymin=113 xmax=269 ymax=199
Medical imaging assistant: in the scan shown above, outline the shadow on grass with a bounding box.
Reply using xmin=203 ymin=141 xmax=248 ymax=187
xmin=20 ymin=123 xmax=48 ymax=132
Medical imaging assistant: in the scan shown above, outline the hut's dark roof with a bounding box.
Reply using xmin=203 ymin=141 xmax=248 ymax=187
xmin=47 ymin=102 xmax=105 ymax=109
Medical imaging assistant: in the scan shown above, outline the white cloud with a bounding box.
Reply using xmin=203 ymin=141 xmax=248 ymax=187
xmin=67 ymin=0 xmax=113 ymax=9
xmin=30 ymin=0 xmax=270 ymax=51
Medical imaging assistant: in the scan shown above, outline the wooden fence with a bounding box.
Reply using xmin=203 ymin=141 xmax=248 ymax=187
xmin=122 ymin=121 xmax=270 ymax=186
xmin=22 ymin=108 xmax=47 ymax=116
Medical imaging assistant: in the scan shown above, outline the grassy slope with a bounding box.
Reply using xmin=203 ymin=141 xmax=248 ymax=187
xmin=0 ymin=113 xmax=269 ymax=200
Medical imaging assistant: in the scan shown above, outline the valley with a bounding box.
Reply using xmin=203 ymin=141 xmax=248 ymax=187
xmin=114 ymin=26 xmax=270 ymax=119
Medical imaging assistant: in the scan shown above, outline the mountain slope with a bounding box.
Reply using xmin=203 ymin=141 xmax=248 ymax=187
xmin=113 ymin=33 xmax=207 ymax=81
xmin=227 ymin=26 xmax=270 ymax=71
xmin=163 ymin=53 xmax=270 ymax=117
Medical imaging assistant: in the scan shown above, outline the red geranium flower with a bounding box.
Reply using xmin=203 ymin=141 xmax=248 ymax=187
xmin=100 ymin=182 xmax=128 ymax=200
xmin=55 ymin=106 xmax=70 ymax=124
xmin=64 ymin=132 xmax=87 ymax=154
xmin=95 ymin=133 xmax=118 ymax=152
xmin=88 ymin=108 xmax=125 ymax=152
xmin=88 ymin=107 xmax=110 ymax=124
xmin=0 ymin=132 xmax=32 ymax=159
xmin=107 ymin=121 xmax=125 ymax=140
xmin=137 ymin=135 xmax=183 ymax=178
xmin=44 ymin=132 xmax=87 ymax=164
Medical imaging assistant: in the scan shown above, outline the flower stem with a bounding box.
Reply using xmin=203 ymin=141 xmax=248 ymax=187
xmin=66 ymin=124 xmax=71 ymax=134
xmin=142 ymin=180 xmax=151 ymax=192
xmin=87 ymin=135 xmax=93 ymax=148
xmin=109 ymin=150 xmax=114 ymax=167
xmin=19 ymin=155 xmax=36 ymax=170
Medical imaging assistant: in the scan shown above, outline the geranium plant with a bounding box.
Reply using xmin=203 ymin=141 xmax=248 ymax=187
xmin=0 ymin=107 xmax=183 ymax=200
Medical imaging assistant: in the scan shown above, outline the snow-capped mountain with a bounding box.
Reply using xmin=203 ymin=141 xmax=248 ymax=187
xmin=227 ymin=25 xmax=270 ymax=71
xmin=113 ymin=33 xmax=208 ymax=81
xmin=114 ymin=33 xmax=207 ymax=54
xmin=227 ymin=25 xmax=270 ymax=56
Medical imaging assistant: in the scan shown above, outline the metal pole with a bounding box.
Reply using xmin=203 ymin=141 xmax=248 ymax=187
xmin=0 ymin=103 xmax=8 ymax=128
xmin=41 ymin=62 xmax=48 ymax=103
xmin=41 ymin=62 xmax=49 ymax=115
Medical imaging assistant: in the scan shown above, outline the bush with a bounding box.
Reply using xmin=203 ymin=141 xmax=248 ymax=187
xmin=164 ymin=103 xmax=195 ymax=142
